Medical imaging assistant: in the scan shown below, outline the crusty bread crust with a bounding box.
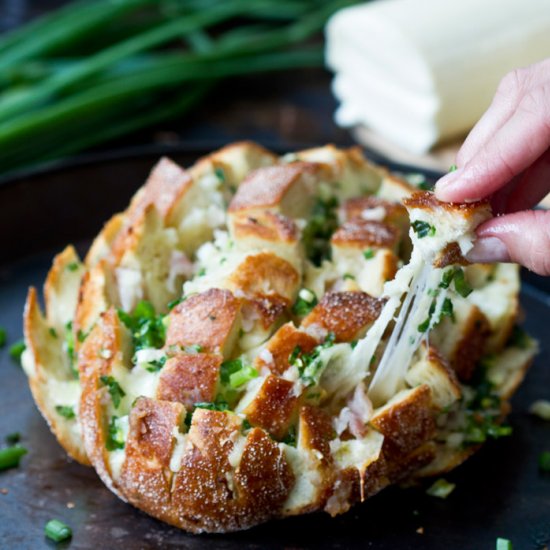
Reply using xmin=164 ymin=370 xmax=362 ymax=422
xmin=22 ymin=142 xmax=536 ymax=533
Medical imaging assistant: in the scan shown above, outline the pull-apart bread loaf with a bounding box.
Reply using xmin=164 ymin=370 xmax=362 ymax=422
xmin=22 ymin=143 xmax=537 ymax=532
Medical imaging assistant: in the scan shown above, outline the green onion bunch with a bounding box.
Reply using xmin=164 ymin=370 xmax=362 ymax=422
xmin=0 ymin=0 xmax=359 ymax=175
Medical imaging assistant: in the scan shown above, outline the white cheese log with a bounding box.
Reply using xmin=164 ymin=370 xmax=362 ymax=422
xmin=326 ymin=0 xmax=550 ymax=153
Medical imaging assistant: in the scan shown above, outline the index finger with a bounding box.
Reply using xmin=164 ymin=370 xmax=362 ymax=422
xmin=435 ymin=81 xmax=550 ymax=203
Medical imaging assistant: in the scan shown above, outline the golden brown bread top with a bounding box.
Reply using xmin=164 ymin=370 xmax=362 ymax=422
xmin=341 ymin=196 xmax=408 ymax=224
xmin=331 ymin=219 xmax=401 ymax=250
xmin=228 ymin=162 xmax=318 ymax=213
xmin=243 ymin=375 xmax=297 ymax=440
xmin=166 ymin=289 xmax=242 ymax=356
xmin=230 ymin=211 xmax=299 ymax=243
xmin=403 ymin=191 xmax=491 ymax=218
xmin=128 ymin=157 xmax=193 ymax=224
xmin=303 ymin=291 xmax=385 ymax=342
xmin=21 ymin=141 xmax=534 ymax=535
xmin=157 ymin=354 xmax=223 ymax=410
xmin=254 ymin=322 xmax=319 ymax=376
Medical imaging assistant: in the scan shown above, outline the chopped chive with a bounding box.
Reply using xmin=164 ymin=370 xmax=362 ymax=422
xmin=453 ymin=268 xmax=473 ymax=298
xmin=363 ymin=248 xmax=375 ymax=260
xmin=77 ymin=328 xmax=88 ymax=343
xmin=194 ymin=401 xmax=229 ymax=412
xmin=105 ymin=416 xmax=125 ymax=451
xmin=197 ymin=267 xmax=206 ymax=277
xmin=292 ymin=288 xmax=318 ymax=316
xmin=184 ymin=344 xmax=203 ymax=354
xmin=214 ymin=167 xmax=226 ymax=182
xmin=9 ymin=340 xmax=25 ymax=363
xmin=229 ymin=365 xmax=258 ymax=388
xmin=100 ymin=375 xmax=126 ymax=408
xmin=242 ymin=418 xmax=251 ymax=431
xmin=45 ymin=519 xmax=72 ymax=543
xmin=449 ymin=164 xmax=458 ymax=172
xmin=167 ymin=296 xmax=184 ymax=310
xmin=426 ymin=478 xmax=455 ymax=499
xmin=67 ymin=262 xmax=79 ymax=272
xmin=65 ymin=321 xmax=76 ymax=366
xmin=282 ymin=425 xmax=296 ymax=447
xmin=145 ymin=356 xmax=166 ymax=372
xmin=5 ymin=432 xmax=20 ymax=445
xmin=411 ymin=220 xmax=436 ymax=238
xmin=0 ymin=327 xmax=6 ymax=348
xmin=539 ymin=451 xmax=550 ymax=473
xmin=418 ymin=318 xmax=430 ymax=333
xmin=220 ymin=358 xmax=243 ymax=384
xmin=439 ymin=269 xmax=455 ymax=289
xmin=508 ymin=326 xmax=530 ymax=349
xmin=343 ymin=273 xmax=355 ymax=280
xmin=48 ymin=327 xmax=58 ymax=338
xmin=55 ymin=405 xmax=76 ymax=420
xmin=496 ymin=538 xmax=512 ymax=550
xmin=441 ymin=298 xmax=455 ymax=322
xmin=0 ymin=445 xmax=27 ymax=470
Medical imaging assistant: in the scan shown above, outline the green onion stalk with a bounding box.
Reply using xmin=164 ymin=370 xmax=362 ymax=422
xmin=0 ymin=0 xmax=360 ymax=175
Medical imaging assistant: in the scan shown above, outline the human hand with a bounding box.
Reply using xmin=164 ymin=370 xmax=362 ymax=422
xmin=434 ymin=58 xmax=550 ymax=275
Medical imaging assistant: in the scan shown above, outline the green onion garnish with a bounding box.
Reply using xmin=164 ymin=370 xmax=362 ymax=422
xmin=44 ymin=519 xmax=72 ymax=543
xmin=363 ymin=248 xmax=375 ymax=260
xmin=9 ymin=340 xmax=25 ymax=363
xmin=0 ymin=445 xmax=27 ymax=470
xmin=220 ymin=358 xmax=243 ymax=384
xmin=453 ymin=268 xmax=473 ymax=297
xmin=100 ymin=375 xmax=125 ymax=408
xmin=508 ymin=326 xmax=530 ymax=349
xmin=439 ymin=269 xmax=455 ymax=289
xmin=65 ymin=321 xmax=76 ymax=365
xmin=539 ymin=451 xmax=550 ymax=473
xmin=292 ymin=288 xmax=318 ymax=317
xmin=426 ymin=478 xmax=456 ymax=499
xmin=229 ymin=365 xmax=258 ymax=388
xmin=145 ymin=356 xmax=166 ymax=373
xmin=417 ymin=318 xmax=430 ymax=333
xmin=411 ymin=220 xmax=436 ymax=238
xmin=5 ymin=432 xmax=20 ymax=445
xmin=0 ymin=327 xmax=6 ymax=348
xmin=117 ymin=300 xmax=166 ymax=352
xmin=496 ymin=538 xmax=512 ymax=550
xmin=282 ymin=425 xmax=297 ymax=447
xmin=194 ymin=401 xmax=229 ymax=412
xmin=67 ymin=262 xmax=79 ymax=272
xmin=55 ymin=405 xmax=76 ymax=420
xmin=214 ymin=167 xmax=226 ymax=182
xmin=441 ymin=298 xmax=455 ymax=322
xmin=167 ymin=296 xmax=185 ymax=310
xmin=449 ymin=164 xmax=458 ymax=172
xmin=105 ymin=416 xmax=125 ymax=451
xmin=343 ymin=273 xmax=355 ymax=280
xmin=185 ymin=344 xmax=203 ymax=354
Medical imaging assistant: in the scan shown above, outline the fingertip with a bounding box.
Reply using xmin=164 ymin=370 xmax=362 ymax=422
xmin=465 ymin=236 xmax=510 ymax=263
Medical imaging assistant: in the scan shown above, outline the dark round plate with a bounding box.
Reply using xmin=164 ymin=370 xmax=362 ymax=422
xmin=0 ymin=146 xmax=548 ymax=550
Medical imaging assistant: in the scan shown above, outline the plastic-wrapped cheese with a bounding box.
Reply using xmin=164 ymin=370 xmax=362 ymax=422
xmin=326 ymin=0 xmax=550 ymax=154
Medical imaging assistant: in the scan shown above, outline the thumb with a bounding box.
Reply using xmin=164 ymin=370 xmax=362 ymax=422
xmin=466 ymin=210 xmax=550 ymax=275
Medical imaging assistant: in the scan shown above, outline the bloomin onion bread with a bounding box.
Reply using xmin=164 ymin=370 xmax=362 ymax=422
xmin=22 ymin=142 xmax=537 ymax=533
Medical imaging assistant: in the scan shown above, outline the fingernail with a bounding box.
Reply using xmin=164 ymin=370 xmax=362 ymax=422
xmin=434 ymin=169 xmax=462 ymax=198
xmin=466 ymin=236 xmax=510 ymax=263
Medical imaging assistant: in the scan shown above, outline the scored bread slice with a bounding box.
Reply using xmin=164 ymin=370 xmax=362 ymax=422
xmin=22 ymin=143 xmax=536 ymax=533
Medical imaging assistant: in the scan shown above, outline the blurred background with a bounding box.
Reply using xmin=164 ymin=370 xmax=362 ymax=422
xmin=1 ymin=0 xmax=550 ymax=179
